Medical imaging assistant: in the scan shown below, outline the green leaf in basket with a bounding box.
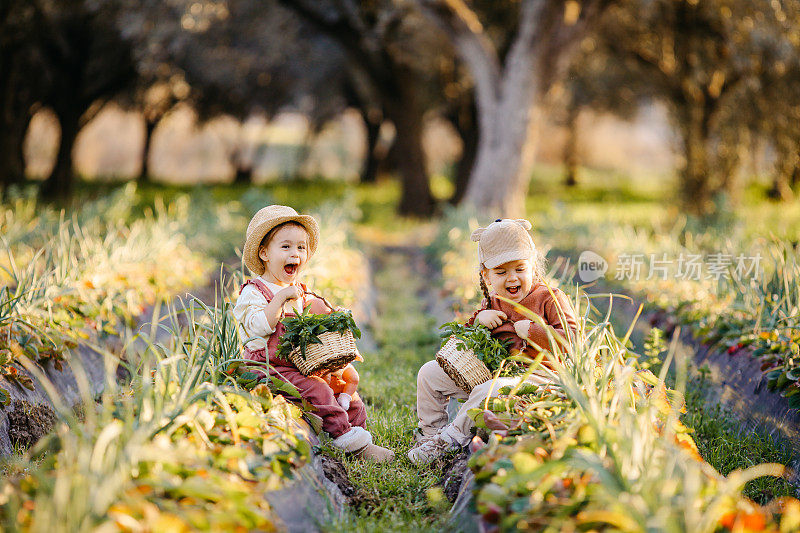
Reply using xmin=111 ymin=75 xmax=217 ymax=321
xmin=275 ymin=304 xmax=362 ymax=362
xmin=438 ymin=320 xmax=515 ymax=373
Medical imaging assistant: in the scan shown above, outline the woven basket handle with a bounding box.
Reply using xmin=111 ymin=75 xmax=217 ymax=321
xmin=302 ymin=288 xmax=337 ymax=313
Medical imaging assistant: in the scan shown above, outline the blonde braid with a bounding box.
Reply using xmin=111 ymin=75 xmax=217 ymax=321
xmin=479 ymin=273 xmax=491 ymax=305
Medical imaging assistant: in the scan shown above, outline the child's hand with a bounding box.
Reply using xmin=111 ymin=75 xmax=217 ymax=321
xmin=337 ymin=393 xmax=351 ymax=411
xmin=276 ymin=285 xmax=303 ymax=304
xmin=514 ymin=319 xmax=532 ymax=338
xmin=477 ymin=310 xmax=507 ymax=329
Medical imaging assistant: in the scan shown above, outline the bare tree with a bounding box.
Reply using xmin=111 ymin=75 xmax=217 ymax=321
xmin=594 ymin=0 xmax=798 ymax=216
xmin=277 ymin=0 xmax=444 ymax=216
xmin=419 ymin=0 xmax=612 ymax=216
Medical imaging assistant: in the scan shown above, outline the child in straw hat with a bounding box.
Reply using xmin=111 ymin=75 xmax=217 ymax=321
xmin=408 ymin=218 xmax=578 ymax=465
xmin=233 ymin=205 xmax=394 ymax=463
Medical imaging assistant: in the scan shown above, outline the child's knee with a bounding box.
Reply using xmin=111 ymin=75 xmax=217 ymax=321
xmin=301 ymin=376 xmax=337 ymax=404
xmin=417 ymin=360 xmax=440 ymax=386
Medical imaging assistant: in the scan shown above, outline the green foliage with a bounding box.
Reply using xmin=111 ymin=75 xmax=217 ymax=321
xmin=276 ymin=306 xmax=361 ymax=360
xmin=467 ymin=295 xmax=794 ymax=532
xmin=439 ymin=320 xmax=522 ymax=375
xmin=682 ymin=373 xmax=796 ymax=505
xmin=641 ymin=327 xmax=666 ymax=371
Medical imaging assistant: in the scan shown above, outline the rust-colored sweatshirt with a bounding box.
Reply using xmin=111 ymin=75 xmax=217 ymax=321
xmin=468 ymin=283 xmax=579 ymax=358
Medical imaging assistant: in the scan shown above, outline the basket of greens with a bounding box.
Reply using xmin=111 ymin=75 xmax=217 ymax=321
xmin=436 ymin=321 xmax=516 ymax=393
xmin=276 ymin=304 xmax=361 ymax=376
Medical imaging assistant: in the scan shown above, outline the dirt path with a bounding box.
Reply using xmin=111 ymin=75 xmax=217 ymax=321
xmin=317 ymin=245 xmax=462 ymax=532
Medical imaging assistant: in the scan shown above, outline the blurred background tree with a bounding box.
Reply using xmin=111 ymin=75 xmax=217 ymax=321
xmin=419 ymin=0 xmax=613 ymax=216
xmin=553 ymin=42 xmax=651 ymax=188
xmin=1 ymin=2 xmax=41 ymax=197
xmin=119 ymin=0 xmax=350 ymax=186
xmin=276 ymin=0 xmax=454 ymax=216
xmin=1 ymin=0 xmax=136 ymax=200
xmin=589 ymin=0 xmax=800 ymax=216
xmin=2 ymin=0 xmax=800 ymax=220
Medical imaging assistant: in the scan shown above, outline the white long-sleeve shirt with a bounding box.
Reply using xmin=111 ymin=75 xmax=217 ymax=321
xmin=233 ymin=277 xmax=309 ymax=351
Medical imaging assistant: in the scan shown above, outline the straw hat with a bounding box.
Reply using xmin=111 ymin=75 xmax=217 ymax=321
xmin=470 ymin=218 xmax=535 ymax=268
xmin=243 ymin=205 xmax=319 ymax=275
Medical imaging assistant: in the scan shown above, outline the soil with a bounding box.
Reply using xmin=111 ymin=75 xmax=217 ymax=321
xmin=7 ymin=400 xmax=57 ymax=450
xmin=439 ymin=447 xmax=471 ymax=503
xmin=319 ymin=452 xmax=380 ymax=510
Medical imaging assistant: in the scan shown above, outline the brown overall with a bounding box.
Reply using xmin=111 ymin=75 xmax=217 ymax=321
xmin=240 ymin=279 xmax=367 ymax=438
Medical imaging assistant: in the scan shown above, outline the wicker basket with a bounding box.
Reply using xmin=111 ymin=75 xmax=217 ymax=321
xmin=288 ymin=331 xmax=359 ymax=376
xmin=436 ymin=336 xmax=492 ymax=393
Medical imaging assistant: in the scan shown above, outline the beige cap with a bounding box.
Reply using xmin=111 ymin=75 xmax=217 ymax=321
xmin=470 ymin=218 xmax=535 ymax=268
xmin=243 ymin=205 xmax=319 ymax=275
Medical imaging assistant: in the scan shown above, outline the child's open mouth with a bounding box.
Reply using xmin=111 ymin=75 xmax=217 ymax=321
xmin=506 ymin=285 xmax=521 ymax=296
xmin=284 ymin=263 xmax=299 ymax=276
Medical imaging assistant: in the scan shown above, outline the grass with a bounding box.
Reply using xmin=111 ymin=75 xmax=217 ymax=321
xmin=598 ymin=293 xmax=797 ymax=504
xmin=682 ymin=371 xmax=796 ymax=504
xmin=320 ymin=248 xmax=449 ymax=532
xmin=3 ymin=173 xmax=800 ymax=529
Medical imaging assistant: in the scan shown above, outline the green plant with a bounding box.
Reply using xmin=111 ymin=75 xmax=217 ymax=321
xmin=275 ymin=306 xmax=361 ymax=361
xmin=439 ymin=321 xmax=521 ymax=375
xmin=467 ymin=292 xmax=797 ymax=532
xmin=642 ymin=326 xmax=667 ymax=371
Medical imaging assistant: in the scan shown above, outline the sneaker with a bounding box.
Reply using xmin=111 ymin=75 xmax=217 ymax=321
xmin=410 ymin=429 xmax=436 ymax=449
xmin=407 ymin=435 xmax=459 ymax=465
xmin=355 ymin=443 xmax=396 ymax=463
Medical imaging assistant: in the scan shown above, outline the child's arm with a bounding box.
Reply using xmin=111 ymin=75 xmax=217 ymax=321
xmin=514 ymin=289 xmax=579 ymax=350
xmin=264 ymin=285 xmax=304 ymax=329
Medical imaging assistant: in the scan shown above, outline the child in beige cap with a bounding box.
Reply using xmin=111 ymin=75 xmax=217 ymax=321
xmin=408 ymin=218 xmax=578 ymax=465
xmin=233 ymin=205 xmax=394 ymax=463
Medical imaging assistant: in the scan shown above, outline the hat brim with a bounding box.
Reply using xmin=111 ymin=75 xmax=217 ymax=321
xmin=483 ymin=250 xmax=533 ymax=269
xmin=243 ymin=214 xmax=320 ymax=275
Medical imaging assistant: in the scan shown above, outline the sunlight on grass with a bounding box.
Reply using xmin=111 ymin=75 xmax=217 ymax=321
xmin=321 ymin=250 xmax=448 ymax=532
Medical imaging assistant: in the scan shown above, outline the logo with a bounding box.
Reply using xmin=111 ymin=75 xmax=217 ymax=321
xmin=578 ymin=250 xmax=608 ymax=283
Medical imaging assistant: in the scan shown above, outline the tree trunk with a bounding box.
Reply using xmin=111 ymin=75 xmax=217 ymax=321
xmin=678 ymin=107 xmax=713 ymax=217
xmin=0 ymin=114 xmax=29 ymax=195
xmin=0 ymin=56 xmax=31 ymax=197
xmin=767 ymin=172 xmax=793 ymax=201
xmin=358 ymin=105 xmax=383 ymax=184
xmin=382 ymin=70 xmax=435 ymax=217
xmin=233 ymin=165 xmax=253 ymax=185
xmin=138 ymin=116 xmax=157 ymax=183
xmin=563 ymin=104 xmax=580 ymax=187
xmin=450 ymin=99 xmax=478 ymax=204
xmin=768 ymin=155 xmax=795 ymax=201
xmin=455 ymin=1 xmax=545 ymax=217
xmin=41 ymin=106 xmax=81 ymax=201
xmin=384 ymin=106 xmax=435 ymax=216
xmin=462 ymin=75 xmax=539 ymax=217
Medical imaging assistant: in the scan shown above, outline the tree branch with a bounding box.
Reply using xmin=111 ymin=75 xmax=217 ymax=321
xmin=276 ymin=0 xmax=392 ymax=90
xmin=502 ymin=0 xmax=544 ymax=96
xmin=417 ymin=0 xmax=502 ymax=109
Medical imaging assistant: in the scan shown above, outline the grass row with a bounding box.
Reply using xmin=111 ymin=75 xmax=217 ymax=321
xmin=320 ymin=247 xmax=449 ymax=532
xmin=0 ymin=188 xmax=373 ymax=530
xmin=1 ymin=277 xmax=313 ymax=531
xmin=424 ymin=209 xmax=799 ymax=530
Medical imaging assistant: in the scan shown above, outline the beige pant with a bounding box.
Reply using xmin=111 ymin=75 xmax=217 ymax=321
xmin=416 ymin=360 xmax=551 ymax=445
